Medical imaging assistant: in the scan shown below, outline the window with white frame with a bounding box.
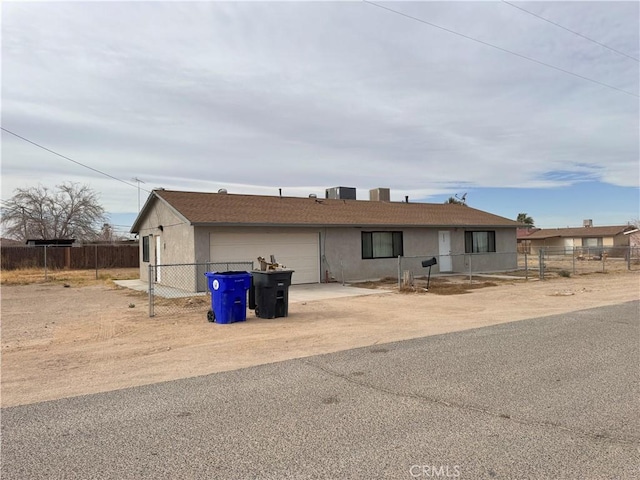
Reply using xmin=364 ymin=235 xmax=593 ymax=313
xmin=143 ymin=235 xmax=150 ymax=262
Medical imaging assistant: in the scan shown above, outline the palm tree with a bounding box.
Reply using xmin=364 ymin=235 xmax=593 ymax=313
xmin=517 ymin=213 xmax=534 ymax=226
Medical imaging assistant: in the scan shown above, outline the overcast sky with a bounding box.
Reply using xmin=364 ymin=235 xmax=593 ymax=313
xmin=2 ymin=1 xmax=638 ymax=234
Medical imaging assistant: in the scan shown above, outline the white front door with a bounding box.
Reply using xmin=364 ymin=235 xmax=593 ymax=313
xmin=438 ymin=231 xmax=452 ymax=272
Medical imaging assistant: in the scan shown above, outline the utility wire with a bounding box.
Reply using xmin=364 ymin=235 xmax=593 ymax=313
xmin=501 ymin=0 xmax=639 ymax=62
xmin=363 ymin=1 xmax=639 ymax=98
xmin=1 ymin=127 xmax=153 ymax=194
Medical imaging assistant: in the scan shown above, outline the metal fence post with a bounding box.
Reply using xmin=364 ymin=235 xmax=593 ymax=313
xmin=148 ymin=264 xmax=155 ymax=317
xmin=44 ymin=245 xmax=48 ymax=281
xmin=95 ymin=244 xmax=99 ymax=280
xmin=468 ymin=254 xmax=472 ymax=284
xmin=539 ymin=249 xmax=544 ymax=280
xmin=572 ymin=246 xmax=576 ymax=275
xmin=628 ymin=246 xmax=631 ymax=270
xmin=397 ymin=255 xmax=401 ymax=290
xmin=524 ymin=252 xmax=528 ymax=280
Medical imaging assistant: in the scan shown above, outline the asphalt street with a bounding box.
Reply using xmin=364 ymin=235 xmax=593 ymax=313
xmin=2 ymin=301 xmax=638 ymax=479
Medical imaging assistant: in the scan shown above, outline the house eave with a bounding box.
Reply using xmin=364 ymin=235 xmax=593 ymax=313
xmin=191 ymin=222 xmax=518 ymax=229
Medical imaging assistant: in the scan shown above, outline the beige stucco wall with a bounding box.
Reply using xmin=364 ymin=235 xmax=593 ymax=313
xmin=612 ymin=233 xmax=629 ymax=247
xmin=530 ymin=238 xmax=564 ymax=255
xmin=142 ymin=217 xmax=517 ymax=288
xmin=627 ymin=232 xmax=640 ymax=249
xmin=136 ymin=198 xmax=195 ymax=287
xmin=529 ymin=235 xmax=630 ymax=255
xmin=322 ymin=227 xmax=517 ymax=282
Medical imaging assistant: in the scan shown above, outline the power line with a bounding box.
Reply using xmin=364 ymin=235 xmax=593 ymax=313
xmin=363 ymin=1 xmax=639 ymax=98
xmin=501 ymin=0 xmax=639 ymax=62
xmin=1 ymin=127 xmax=153 ymax=194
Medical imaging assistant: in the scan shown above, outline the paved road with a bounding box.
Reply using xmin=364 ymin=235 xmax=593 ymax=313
xmin=2 ymin=301 xmax=638 ymax=479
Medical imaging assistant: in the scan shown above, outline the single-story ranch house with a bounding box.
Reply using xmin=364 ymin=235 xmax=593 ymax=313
xmin=521 ymin=221 xmax=637 ymax=255
xmin=131 ymin=188 xmax=521 ymax=292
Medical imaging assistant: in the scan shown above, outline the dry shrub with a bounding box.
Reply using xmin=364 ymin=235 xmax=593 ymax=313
xmin=0 ymin=268 xmax=139 ymax=286
xmin=154 ymin=295 xmax=209 ymax=309
xmin=397 ymin=277 xmax=499 ymax=295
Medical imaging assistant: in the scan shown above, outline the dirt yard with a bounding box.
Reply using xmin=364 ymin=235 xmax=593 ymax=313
xmin=2 ymin=271 xmax=638 ymax=407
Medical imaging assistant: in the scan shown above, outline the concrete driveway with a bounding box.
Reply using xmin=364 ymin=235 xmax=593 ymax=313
xmin=114 ymin=279 xmax=388 ymax=302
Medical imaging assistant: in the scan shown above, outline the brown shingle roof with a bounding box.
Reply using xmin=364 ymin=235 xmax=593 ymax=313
xmin=525 ymin=225 xmax=633 ymax=239
xmin=147 ymin=190 xmax=520 ymax=228
xmin=517 ymin=228 xmax=540 ymax=239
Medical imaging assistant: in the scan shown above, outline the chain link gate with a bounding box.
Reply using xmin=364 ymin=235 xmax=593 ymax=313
xmin=148 ymin=261 xmax=254 ymax=317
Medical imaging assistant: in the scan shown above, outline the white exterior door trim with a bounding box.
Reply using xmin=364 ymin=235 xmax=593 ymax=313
xmin=438 ymin=230 xmax=452 ymax=272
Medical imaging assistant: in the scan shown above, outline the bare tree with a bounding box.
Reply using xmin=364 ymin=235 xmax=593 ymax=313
xmin=97 ymin=223 xmax=116 ymax=243
xmin=1 ymin=182 xmax=106 ymax=241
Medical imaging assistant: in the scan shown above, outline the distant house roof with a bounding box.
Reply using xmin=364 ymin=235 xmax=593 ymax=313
xmin=0 ymin=238 xmax=23 ymax=246
xmin=525 ymin=225 xmax=633 ymax=240
xmin=25 ymin=238 xmax=76 ymax=246
xmin=517 ymin=228 xmax=540 ymax=239
xmin=131 ymin=190 xmax=520 ymax=233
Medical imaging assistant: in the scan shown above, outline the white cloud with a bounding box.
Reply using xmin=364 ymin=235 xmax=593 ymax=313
xmin=2 ymin=1 xmax=638 ymax=218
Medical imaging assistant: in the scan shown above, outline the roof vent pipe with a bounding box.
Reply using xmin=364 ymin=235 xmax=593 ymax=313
xmin=279 ymin=188 xmax=282 ymax=198
xmin=405 ymin=195 xmax=409 ymax=203
xmin=218 ymin=188 xmax=228 ymax=194
xmin=309 ymin=193 xmax=317 ymax=198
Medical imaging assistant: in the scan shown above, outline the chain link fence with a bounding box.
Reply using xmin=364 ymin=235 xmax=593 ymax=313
xmin=148 ymin=261 xmax=254 ymax=317
xmin=397 ymin=252 xmax=519 ymax=288
xmin=532 ymin=246 xmax=640 ymax=279
xmin=396 ymin=246 xmax=639 ymax=287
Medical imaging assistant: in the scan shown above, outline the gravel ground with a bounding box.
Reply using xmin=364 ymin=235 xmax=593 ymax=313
xmin=2 ymin=301 xmax=638 ymax=479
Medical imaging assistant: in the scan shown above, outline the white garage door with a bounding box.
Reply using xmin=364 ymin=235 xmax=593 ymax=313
xmin=210 ymin=232 xmax=320 ymax=284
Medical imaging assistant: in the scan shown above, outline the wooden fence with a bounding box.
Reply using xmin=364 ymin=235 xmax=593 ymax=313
xmin=0 ymin=245 xmax=139 ymax=270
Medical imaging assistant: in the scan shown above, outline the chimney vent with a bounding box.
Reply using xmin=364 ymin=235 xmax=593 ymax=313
xmin=583 ymin=219 xmax=593 ymax=227
xmin=369 ymin=188 xmax=390 ymax=202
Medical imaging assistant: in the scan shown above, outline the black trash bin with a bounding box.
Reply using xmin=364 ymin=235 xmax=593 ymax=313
xmin=251 ymin=270 xmax=294 ymax=319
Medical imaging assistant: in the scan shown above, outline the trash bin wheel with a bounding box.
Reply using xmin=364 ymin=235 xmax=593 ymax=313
xmin=207 ymin=309 xmax=215 ymax=323
xmin=254 ymin=306 xmax=260 ymax=317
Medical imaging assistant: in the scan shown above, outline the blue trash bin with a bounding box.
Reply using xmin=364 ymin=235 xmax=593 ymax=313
xmin=204 ymin=271 xmax=252 ymax=324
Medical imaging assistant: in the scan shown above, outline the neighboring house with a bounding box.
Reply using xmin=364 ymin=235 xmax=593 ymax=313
xmin=624 ymin=228 xmax=640 ymax=249
xmin=517 ymin=227 xmax=540 ymax=253
xmin=25 ymin=239 xmax=76 ymax=247
xmin=0 ymin=238 xmax=23 ymax=247
xmin=523 ymin=221 xmax=636 ymax=255
xmin=130 ymin=188 xmax=520 ymax=291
